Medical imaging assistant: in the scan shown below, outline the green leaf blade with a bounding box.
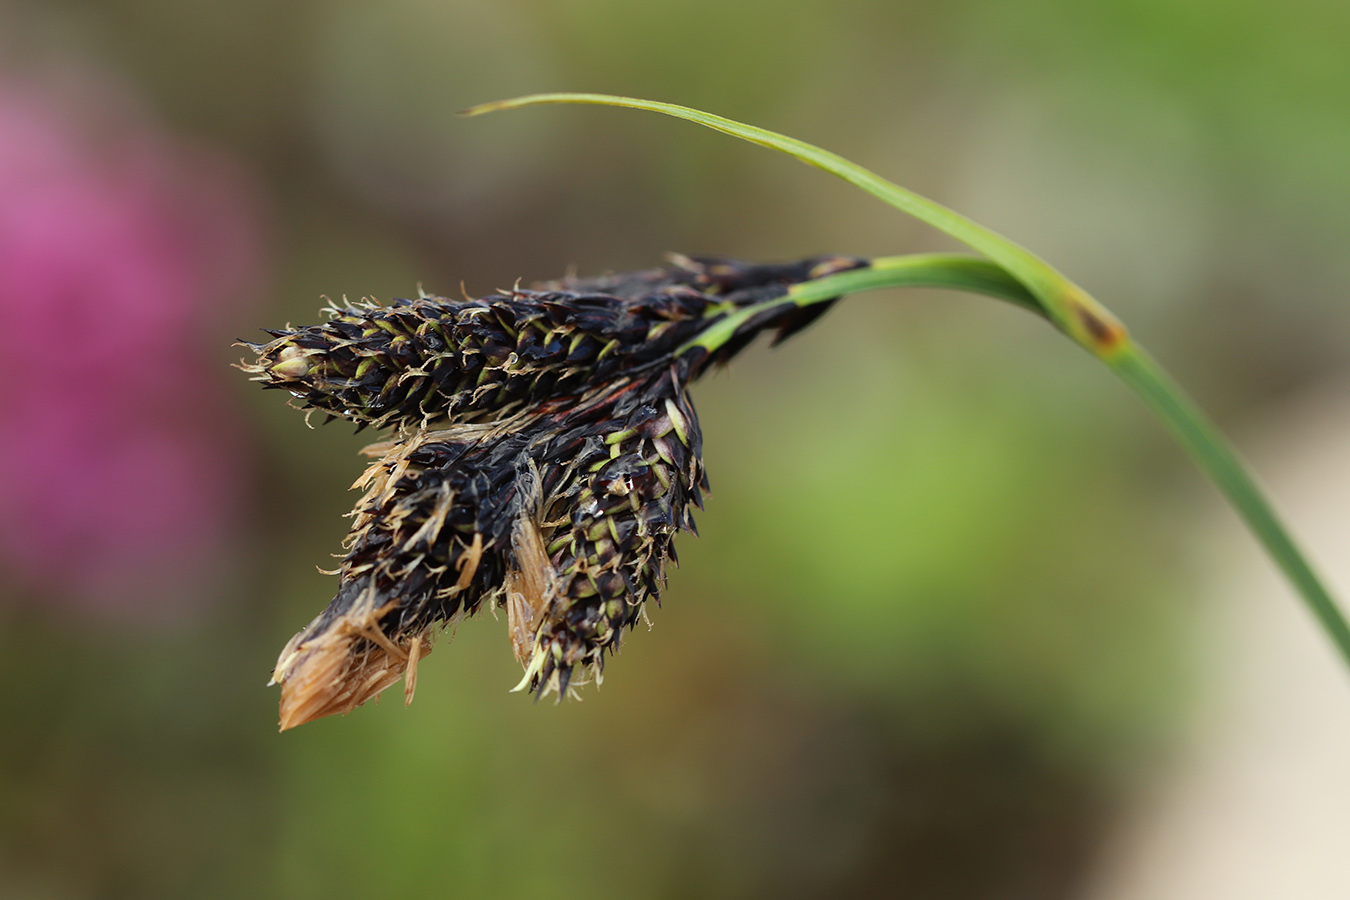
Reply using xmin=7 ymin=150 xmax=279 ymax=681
xmin=463 ymin=92 xmax=1124 ymax=354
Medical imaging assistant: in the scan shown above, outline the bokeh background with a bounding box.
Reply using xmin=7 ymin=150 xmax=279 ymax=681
xmin=2 ymin=1 xmax=1348 ymax=897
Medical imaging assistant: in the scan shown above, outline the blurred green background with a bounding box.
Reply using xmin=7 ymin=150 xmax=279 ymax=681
xmin=1 ymin=1 xmax=1347 ymax=897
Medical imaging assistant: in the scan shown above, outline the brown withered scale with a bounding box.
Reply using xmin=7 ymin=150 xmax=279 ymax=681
xmin=242 ymin=254 xmax=867 ymax=729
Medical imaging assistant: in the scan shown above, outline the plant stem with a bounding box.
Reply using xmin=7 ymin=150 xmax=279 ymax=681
xmin=466 ymin=93 xmax=1350 ymax=675
xmin=679 ymin=253 xmax=1039 ymax=356
xmin=461 ymin=93 xmax=1124 ymax=354
xmin=697 ymin=256 xmax=1350 ymax=671
xmin=1109 ymin=346 xmax=1350 ymax=667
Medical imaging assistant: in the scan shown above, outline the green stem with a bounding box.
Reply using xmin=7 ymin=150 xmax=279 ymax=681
xmin=680 ymin=253 xmax=1040 ymax=355
xmin=466 ymin=92 xmax=1350 ymax=674
xmin=693 ymin=256 xmax=1350 ymax=671
xmin=462 ymin=93 xmax=1123 ymax=354
xmin=1110 ymin=346 xmax=1350 ymax=667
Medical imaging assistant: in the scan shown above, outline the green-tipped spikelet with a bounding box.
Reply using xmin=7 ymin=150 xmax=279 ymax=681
xmin=250 ymin=255 xmax=866 ymax=729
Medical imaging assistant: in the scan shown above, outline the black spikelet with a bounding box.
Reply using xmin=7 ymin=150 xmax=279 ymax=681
xmin=250 ymin=255 xmax=865 ymax=728
xmin=243 ymin=255 xmax=865 ymax=430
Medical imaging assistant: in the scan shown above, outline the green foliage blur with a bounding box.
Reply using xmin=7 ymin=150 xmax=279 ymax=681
xmin=3 ymin=0 xmax=1348 ymax=897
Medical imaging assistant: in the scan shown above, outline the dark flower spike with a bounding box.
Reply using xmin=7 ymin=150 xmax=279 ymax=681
xmin=242 ymin=255 xmax=865 ymax=431
xmin=271 ymin=365 xmax=705 ymax=727
xmin=259 ymin=259 xmax=858 ymax=729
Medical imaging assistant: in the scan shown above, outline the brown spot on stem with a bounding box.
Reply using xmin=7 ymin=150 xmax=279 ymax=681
xmin=1073 ymin=302 xmax=1128 ymax=355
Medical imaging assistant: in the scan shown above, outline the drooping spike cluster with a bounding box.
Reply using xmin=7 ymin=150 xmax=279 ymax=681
xmin=245 ymin=254 xmax=867 ymax=729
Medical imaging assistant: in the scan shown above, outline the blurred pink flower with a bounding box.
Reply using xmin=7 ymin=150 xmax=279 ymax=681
xmin=0 ymin=72 xmax=267 ymax=617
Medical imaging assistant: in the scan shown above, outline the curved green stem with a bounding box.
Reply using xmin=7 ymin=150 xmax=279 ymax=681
xmin=465 ymin=92 xmax=1350 ymax=674
xmin=462 ymin=93 xmax=1125 ymax=356
xmin=680 ymin=253 xmax=1040 ymax=355
xmin=695 ymin=255 xmax=1350 ymax=671
xmin=1110 ymin=347 xmax=1350 ymax=665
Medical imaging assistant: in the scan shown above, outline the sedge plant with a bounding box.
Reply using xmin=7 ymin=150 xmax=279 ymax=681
xmin=244 ymin=93 xmax=1349 ymax=730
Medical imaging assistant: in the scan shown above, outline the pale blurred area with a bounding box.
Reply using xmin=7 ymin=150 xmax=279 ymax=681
xmin=1 ymin=0 xmax=1347 ymax=897
xmin=1086 ymin=376 xmax=1350 ymax=900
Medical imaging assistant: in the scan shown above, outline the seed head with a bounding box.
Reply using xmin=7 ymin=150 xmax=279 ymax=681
xmin=249 ymin=255 xmax=866 ymax=728
xmin=243 ymin=255 xmax=864 ymax=430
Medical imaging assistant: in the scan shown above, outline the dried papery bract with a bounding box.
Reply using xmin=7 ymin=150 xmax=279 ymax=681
xmin=252 ymin=257 xmax=860 ymax=729
xmin=271 ymin=591 xmax=434 ymax=732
